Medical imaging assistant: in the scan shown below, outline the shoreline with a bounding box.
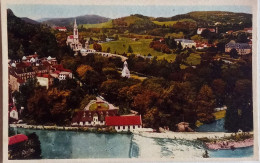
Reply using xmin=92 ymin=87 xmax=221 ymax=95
xmin=10 ymin=124 xmax=252 ymax=140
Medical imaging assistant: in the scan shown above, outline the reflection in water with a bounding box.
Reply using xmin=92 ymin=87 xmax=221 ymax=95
xmin=14 ymin=128 xmax=253 ymax=159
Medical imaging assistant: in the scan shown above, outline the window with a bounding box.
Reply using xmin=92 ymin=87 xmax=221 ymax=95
xmin=138 ymin=125 xmax=140 ymax=128
xmin=123 ymin=126 xmax=125 ymax=129
xmin=118 ymin=126 xmax=120 ymax=129
xmin=133 ymin=126 xmax=135 ymax=129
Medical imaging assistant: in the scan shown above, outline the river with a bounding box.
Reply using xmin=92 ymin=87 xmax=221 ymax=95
xmin=12 ymin=127 xmax=253 ymax=159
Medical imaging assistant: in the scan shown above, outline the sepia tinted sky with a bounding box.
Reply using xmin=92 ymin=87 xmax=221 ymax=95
xmin=7 ymin=4 xmax=252 ymax=20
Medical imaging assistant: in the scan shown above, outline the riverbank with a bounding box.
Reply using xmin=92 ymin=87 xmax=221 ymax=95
xmin=205 ymin=138 xmax=253 ymax=150
xmin=9 ymin=124 xmax=119 ymax=133
xmin=133 ymin=130 xmax=253 ymax=141
xmin=10 ymin=123 xmax=253 ymax=143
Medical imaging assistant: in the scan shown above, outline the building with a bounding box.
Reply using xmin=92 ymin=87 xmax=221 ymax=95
xmin=66 ymin=19 xmax=82 ymax=51
xmin=36 ymin=73 xmax=54 ymax=89
xmin=9 ymin=106 xmax=18 ymax=121
xmin=105 ymin=116 xmax=142 ymax=132
xmin=244 ymin=27 xmax=252 ymax=33
xmin=8 ymin=134 xmax=28 ymax=146
xmin=55 ymin=26 xmax=67 ymax=32
xmin=225 ymin=40 xmax=252 ymax=55
xmin=197 ymin=27 xmax=217 ymax=35
xmin=51 ymin=64 xmax=73 ymax=81
xmin=71 ymin=97 xmax=119 ymax=126
xmin=121 ymin=61 xmax=130 ymax=78
xmin=175 ymin=39 xmax=196 ymax=49
xmin=80 ymin=40 xmax=96 ymax=56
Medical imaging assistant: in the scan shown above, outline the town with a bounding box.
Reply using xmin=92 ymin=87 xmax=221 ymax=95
xmin=7 ymin=8 xmax=253 ymax=159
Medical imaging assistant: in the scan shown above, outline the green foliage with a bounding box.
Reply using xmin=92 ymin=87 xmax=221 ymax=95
xmin=195 ymin=85 xmax=215 ymax=123
xmin=127 ymin=45 xmax=133 ymax=53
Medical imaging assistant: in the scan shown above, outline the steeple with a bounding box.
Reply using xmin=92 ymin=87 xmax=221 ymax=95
xmin=74 ymin=19 xmax=77 ymax=28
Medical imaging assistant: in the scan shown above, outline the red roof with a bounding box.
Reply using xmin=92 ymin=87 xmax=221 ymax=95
xmin=55 ymin=27 xmax=67 ymax=30
xmin=8 ymin=134 xmax=28 ymax=146
xmin=10 ymin=106 xmax=17 ymax=112
xmin=68 ymin=35 xmax=74 ymax=39
xmin=52 ymin=65 xmax=72 ymax=72
xmin=105 ymin=116 xmax=142 ymax=126
xmin=37 ymin=73 xmax=51 ymax=78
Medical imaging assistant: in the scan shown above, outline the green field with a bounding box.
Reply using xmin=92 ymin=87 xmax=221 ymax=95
xmin=186 ymin=53 xmax=202 ymax=66
xmin=91 ymin=37 xmax=167 ymax=57
xmin=153 ymin=19 xmax=196 ymax=26
xmin=82 ymin=20 xmax=113 ymax=28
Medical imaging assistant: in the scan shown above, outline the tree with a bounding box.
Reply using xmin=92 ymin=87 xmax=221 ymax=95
xmin=225 ymin=79 xmax=253 ymax=132
xmin=27 ymin=88 xmax=51 ymax=124
xmin=128 ymin=45 xmax=133 ymax=53
xmin=230 ymin=48 xmax=239 ymax=58
xmin=106 ymin=47 xmax=111 ymax=53
xmin=195 ymin=85 xmax=215 ymax=123
xmin=17 ymin=44 xmax=25 ymax=59
xmin=93 ymin=42 xmax=102 ymax=52
xmin=211 ymin=79 xmax=226 ymax=106
xmin=177 ymin=42 xmax=183 ymax=50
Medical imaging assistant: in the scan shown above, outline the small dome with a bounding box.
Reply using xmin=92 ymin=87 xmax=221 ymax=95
xmin=11 ymin=63 xmax=16 ymax=67
xmin=47 ymin=56 xmax=52 ymax=60
xmin=22 ymin=56 xmax=27 ymax=60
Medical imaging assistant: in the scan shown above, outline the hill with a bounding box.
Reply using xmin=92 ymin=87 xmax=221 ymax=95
xmin=42 ymin=15 xmax=110 ymax=27
xmin=155 ymin=11 xmax=252 ymax=27
xmin=7 ymin=9 xmax=59 ymax=59
xmin=21 ymin=17 xmax=40 ymax=24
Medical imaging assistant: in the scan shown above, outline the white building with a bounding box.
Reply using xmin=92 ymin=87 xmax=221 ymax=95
xmin=121 ymin=61 xmax=130 ymax=78
xmin=66 ymin=19 xmax=82 ymax=51
xmin=58 ymin=71 xmax=73 ymax=81
xmin=9 ymin=107 xmax=18 ymax=121
xmin=175 ymin=39 xmax=196 ymax=49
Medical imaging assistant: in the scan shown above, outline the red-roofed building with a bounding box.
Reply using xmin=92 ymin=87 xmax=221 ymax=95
xmin=36 ymin=73 xmax=54 ymax=89
xmin=8 ymin=134 xmax=28 ymax=146
xmin=105 ymin=115 xmax=142 ymax=132
xmin=9 ymin=106 xmax=19 ymax=122
xmin=55 ymin=26 xmax=67 ymax=32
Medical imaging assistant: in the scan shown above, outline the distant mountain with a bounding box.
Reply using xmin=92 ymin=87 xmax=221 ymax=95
xmin=21 ymin=17 xmax=39 ymax=24
xmin=41 ymin=15 xmax=110 ymax=27
xmin=7 ymin=8 xmax=59 ymax=59
xmin=155 ymin=11 xmax=252 ymax=26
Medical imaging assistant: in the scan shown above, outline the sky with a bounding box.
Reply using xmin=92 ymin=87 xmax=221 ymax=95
xmin=7 ymin=4 xmax=252 ymax=20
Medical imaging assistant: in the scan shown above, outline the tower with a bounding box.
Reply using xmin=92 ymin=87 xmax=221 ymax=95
xmin=73 ymin=19 xmax=79 ymax=45
xmin=121 ymin=61 xmax=130 ymax=78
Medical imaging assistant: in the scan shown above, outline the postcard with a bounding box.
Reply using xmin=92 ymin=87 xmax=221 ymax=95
xmin=1 ymin=0 xmax=259 ymax=162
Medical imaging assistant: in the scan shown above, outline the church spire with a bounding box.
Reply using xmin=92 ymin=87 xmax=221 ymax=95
xmin=74 ymin=19 xmax=77 ymax=28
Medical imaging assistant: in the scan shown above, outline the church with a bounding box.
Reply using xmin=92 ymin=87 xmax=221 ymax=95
xmin=66 ymin=19 xmax=82 ymax=51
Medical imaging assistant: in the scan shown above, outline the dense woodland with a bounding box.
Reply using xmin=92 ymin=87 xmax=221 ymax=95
xmin=8 ymin=9 xmax=253 ymax=132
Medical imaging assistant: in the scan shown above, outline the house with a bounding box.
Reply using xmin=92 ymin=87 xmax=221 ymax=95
xmin=225 ymin=40 xmax=252 ymax=55
xmin=9 ymin=106 xmax=18 ymax=121
xmin=52 ymin=65 xmax=73 ymax=80
xmin=197 ymin=27 xmax=217 ymax=35
xmin=8 ymin=134 xmax=28 ymax=146
xmin=105 ymin=115 xmax=142 ymax=132
xmin=36 ymin=73 xmax=54 ymax=89
xmin=71 ymin=97 xmax=119 ymax=126
xmin=55 ymin=26 xmax=67 ymax=32
xmin=66 ymin=19 xmax=82 ymax=51
xmin=175 ymin=39 xmax=196 ymax=49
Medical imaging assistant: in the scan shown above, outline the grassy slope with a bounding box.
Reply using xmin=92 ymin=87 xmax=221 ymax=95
xmin=91 ymin=37 xmax=168 ymax=57
xmin=153 ymin=19 xmax=196 ymax=26
xmin=81 ymin=20 xmax=113 ymax=28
